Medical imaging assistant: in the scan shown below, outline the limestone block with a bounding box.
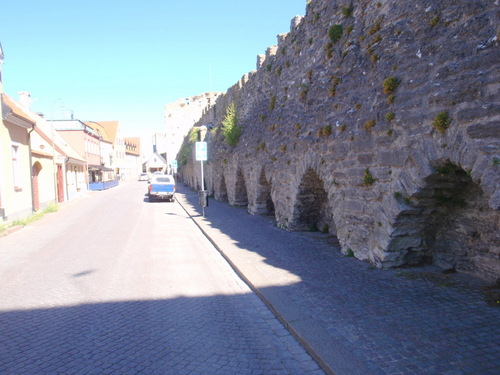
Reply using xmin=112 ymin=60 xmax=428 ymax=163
xmin=488 ymin=188 xmax=500 ymax=210
xmin=256 ymin=54 xmax=266 ymax=70
xmin=290 ymin=15 xmax=303 ymax=30
xmin=479 ymin=165 xmax=500 ymax=196
xmin=410 ymin=151 xmax=435 ymax=179
xmin=377 ymin=150 xmax=408 ymax=167
xmin=266 ymin=45 xmax=278 ymax=59
xmin=467 ymin=119 xmax=500 ymax=139
xmin=277 ymin=33 xmax=288 ymax=44
xmin=344 ymin=199 xmax=364 ymax=213
xmin=372 ymin=246 xmax=407 ymax=265
xmin=387 ymin=236 xmax=422 ymax=252
xmin=332 ymin=142 xmax=349 ymax=160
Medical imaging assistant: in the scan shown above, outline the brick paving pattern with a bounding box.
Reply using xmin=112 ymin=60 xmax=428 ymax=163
xmin=0 ymin=182 xmax=324 ymax=375
xmin=176 ymin=184 xmax=500 ymax=375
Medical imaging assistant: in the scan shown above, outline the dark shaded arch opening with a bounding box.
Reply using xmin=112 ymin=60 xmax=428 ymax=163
xmin=391 ymin=162 xmax=500 ymax=281
xmin=254 ymin=168 xmax=275 ymax=216
xmin=218 ymin=174 xmax=228 ymax=202
xmin=290 ymin=168 xmax=335 ymax=234
xmin=233 ymin=168 xmax=248 ymax=207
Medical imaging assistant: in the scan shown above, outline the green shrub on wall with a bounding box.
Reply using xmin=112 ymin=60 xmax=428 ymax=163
xmin=222 ymin=103 xmax=242 ymax=146
xmin=328 ymin=24 xmax=343 ymax=43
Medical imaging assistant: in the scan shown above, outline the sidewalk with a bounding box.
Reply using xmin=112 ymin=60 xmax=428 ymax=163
xmin=175 ymin=184 xmax=500 ymax=375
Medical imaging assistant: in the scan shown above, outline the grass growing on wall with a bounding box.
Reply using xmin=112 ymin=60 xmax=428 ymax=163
xmin=222 ymin=102 xmax=242 ymax=146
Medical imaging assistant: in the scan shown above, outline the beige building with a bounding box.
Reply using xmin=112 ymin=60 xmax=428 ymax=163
xmin=0 ymin=93 xmax=35 ymax=222
xmin=96 ymin=121 xmax=126 ymax=179
xmin=164 ymin=92 xmax=221 ymax=167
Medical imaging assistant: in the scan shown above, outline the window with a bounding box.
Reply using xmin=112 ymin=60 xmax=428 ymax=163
xmin=11 ymin=143 xmax=23 ymax=190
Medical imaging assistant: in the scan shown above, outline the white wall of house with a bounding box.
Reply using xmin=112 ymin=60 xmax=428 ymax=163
xmin=0 ymin=121 xmax=33 ymax=221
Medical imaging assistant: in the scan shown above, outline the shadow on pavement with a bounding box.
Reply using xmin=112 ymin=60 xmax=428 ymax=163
xmin=175 ymin=183 xmax=500 ymax=375
xmin=0 ymin=294 xmax=317 ymax=374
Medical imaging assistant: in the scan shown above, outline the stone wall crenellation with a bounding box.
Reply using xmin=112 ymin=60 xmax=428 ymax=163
xmin=177 ymin=0 xmax=500 ymax=282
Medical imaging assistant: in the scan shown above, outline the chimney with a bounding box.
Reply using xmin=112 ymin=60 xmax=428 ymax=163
xmin=18 ymin=91 xmax=31 ymax=109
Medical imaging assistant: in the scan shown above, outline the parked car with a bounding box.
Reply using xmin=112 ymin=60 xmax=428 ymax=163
xmin=139 ymin=173 xmax=149 ymax=181
xmin=148 ymin=175 xmax=176 ymax=202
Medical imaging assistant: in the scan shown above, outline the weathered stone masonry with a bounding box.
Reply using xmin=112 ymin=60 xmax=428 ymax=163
xmin=178 ymin=0 xmax=500 ymax=282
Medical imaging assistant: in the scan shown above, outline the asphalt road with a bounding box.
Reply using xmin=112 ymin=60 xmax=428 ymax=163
xmin=0 ymin=181 xmax=324 ymax=374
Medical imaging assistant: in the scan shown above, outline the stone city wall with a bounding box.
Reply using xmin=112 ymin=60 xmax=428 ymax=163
xmin=178 ymin=0 xmax=500 ymax=282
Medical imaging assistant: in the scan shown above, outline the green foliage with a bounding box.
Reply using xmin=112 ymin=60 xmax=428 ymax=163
xmin=342 ymin=6 xmax=353 ymax=18
xmin=3 ymin=202 xmax=59 ymax=231
xmin=430 ymin=15 xmax=439 ymax=27
xmin=328 ymin=24 xmax=343 ymax=43
xmin=43 ymin=202 xmax=59 ymax=213
xmin=435 ymin=163 xmax=456 ymax=176
xmin=493 ymin=157 xmax=499 ymax=166
xmin=364 ymin=119 xmax=376 ymax=131
xmin=189 ymin=128 xmax=200 ymax=143
xmin=363 ymin=168 xmax=375 ymax=186
xmin=339 ymin=124 xmax=346 ymax=132
xmin=385 ymin=112 xmax=395 ymax=122
xmin=369 ymin=17 xmax=383 ymax=35
xmin=383 ymin=77 xmax=399 ymax=95
xmin=269 ymin=95 xmax=276 ymax=110
xmin=432 ymin=111 xmax=450 ymax=134
xmin=280 ymin=145 xmax=287 ymax=154
xmin=178 ymin=143 xmax=191 ymax=166
xmin=222 ymin=102 xmax=242 ymax=146
xmin=300 ymin=85 xmax=309 ymax=100
xmin=345 ymin=248 xmax=355 ymax=257
xmin=322 ymin=125 xmax=332 ymax=137
xmin=307 ymin=69 xmax=313 ymax=80
xmin=326 ymin=42 xmax=333 ymax=59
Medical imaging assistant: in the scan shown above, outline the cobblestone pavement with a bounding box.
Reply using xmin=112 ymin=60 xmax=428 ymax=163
xmin=0 ymin=181 xmax=324 ymax=375
xmin=176 ymin=184 xmax=500 ymax=375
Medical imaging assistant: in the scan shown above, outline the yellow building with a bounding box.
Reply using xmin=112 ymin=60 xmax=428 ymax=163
xmin=0 ymin=93 xmax=35 ymax=222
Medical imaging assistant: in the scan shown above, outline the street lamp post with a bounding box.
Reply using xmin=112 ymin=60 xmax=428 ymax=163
xmin=50 ymin=99 xmax=64 ymax=203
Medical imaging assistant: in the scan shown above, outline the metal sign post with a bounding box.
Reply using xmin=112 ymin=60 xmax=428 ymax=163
xmin=172 ymin=159 xmax=178 ymax=175
xmin=195 ymin=142 xmax=208 ymax=217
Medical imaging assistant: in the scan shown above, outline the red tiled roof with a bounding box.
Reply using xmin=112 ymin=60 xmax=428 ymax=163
xmin=124 ymin=137 xmax=141 ymax=156
xmin=95 ymin=121 xmax=119 ymax=143
xmin=2 ymin=93 xmax=36 ymax=126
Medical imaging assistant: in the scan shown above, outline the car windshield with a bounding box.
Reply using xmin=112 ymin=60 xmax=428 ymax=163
xmin=155 ymin=177 xmax=172 ymax=183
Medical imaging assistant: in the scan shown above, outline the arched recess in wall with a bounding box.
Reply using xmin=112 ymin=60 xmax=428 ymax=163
xmin=389 ymin=162 xmax=500 ymax=282
xmin=218 ymin=174 xmax=228 ymax=202
xmin=289 ymin=167 xmax=335 ymax=234
xmin=253 ymin=167 xmax=274 ymax=215
xmin=233 ymin=167 xmax=248 ymax=207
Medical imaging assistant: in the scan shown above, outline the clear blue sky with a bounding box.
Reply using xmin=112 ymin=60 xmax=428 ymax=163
xmin=0 ymin=0 xmax=305 ymax=148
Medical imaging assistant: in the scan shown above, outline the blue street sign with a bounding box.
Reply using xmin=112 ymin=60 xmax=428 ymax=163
xmin=196 ymin=142 xmax=207 ymax=161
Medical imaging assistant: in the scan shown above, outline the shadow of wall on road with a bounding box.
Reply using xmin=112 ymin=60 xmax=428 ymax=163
xmin=0 ymin=293 xmax=313 ymax=374
xmin=176 ymin=184 xmax=500 ymax=375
